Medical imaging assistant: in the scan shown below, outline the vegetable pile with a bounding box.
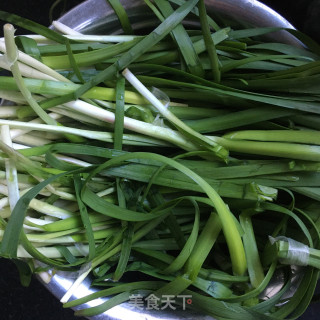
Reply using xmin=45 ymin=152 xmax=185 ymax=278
xmin=1 ymin=0 xmax=320 ymax=318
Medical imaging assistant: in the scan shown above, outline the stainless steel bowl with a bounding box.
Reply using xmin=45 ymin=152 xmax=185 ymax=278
xmin=41 ymin=1 xmax=301 ymax=319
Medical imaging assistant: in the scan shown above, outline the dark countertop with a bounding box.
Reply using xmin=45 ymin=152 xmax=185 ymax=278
xmin=0 ymin=259 xmax=84 ymax=320
xmin=0 ymin=1 xmax=320 ymax=319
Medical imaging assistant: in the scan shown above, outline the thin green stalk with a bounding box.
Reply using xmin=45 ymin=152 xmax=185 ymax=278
xmin=74 ymin=174 xmax=96 ymax=261
xmin=112 ymin=75 xmax=134 ymax=281
xmin=185 ymin=107 xmax=296 ymax=133
xmin=0 ymin=11 xmax=70 ymax=43
xmin=210 ymin=136 xmax=320 ymax=162
xmin=112 ymin=223 xmax=134 ymax=281
xmin=144 ymin=0 xmax=164 ymax=21
xmin=169 ymin=0 xmax=220 ymax=31
xmin=198 ymin=0 xmax=220 ymax=82
xmin=41 ymin=38 xmax=140 ymax=69
xmin=239 ymin=212 xmax=264 ymax=288
xmin=184 ymin=212 xmax=222 ymax=280
xmin=107 ymin=0 xmax=133 ymax=34
xmin=113 ymin=76 xmax=125 ymax=150
xmin=162 ymin=198 xmax=200 ymax=274
xmin=153 ymin=275 xmax=193 ymax=301
xmin=291 ymin=114 xmax=320 ymax=130
xmin=224 ymin=129 xmax=320 ymax=145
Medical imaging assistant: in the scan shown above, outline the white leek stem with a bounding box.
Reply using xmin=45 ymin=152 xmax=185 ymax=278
xmin=0 ymin=54 xmax=58 ymax=80
xmin=16 ymin=244 xmax=89 ymax=259
xmin=0 ymin=184 xmax=49 ymax=197
xmin=26 ymin=130 xmax=61 ymax=141
xmin=0 ymin=105 xmax=20 ymax=118
xmin=63 ymin=100 xmax=198 ymax=150
xmin=0 ymin=90 xmax=29 ymax=104
xmin=24 ymin=216 xmax=53 ymax=231
xmin=1 ymin=125 xmax=20 ymax=211
xmin=0 ymin=119 xmax=114 ymax=141
xmin=0 ymin=197 xmax=9 ymax=210
xmin=52 ymin=21 xmax=82 ymax=35
xmin=45 ymin=189 xmax=76 ymax=201
xmin=0 ymin=184 xmax=75 ymax=212
xmin=60 ymin=265 xmax=92 ymax=303
xmin=28 ymin=198 xmax=75 ymax=219
xmin=24 ymin=216 xmax=53 ymax=226
xmin=64 ymin=34 xmax=140 ymax=42
xmin=0 ymin=118 xmax=178 ymax=147
xmin=0 ymin=35 xmax=55 ymax=44
xmin=55 ymin=154 xmax=91 ymax=167
xmin=0 ymin=207 xmax=10 ymax=218
xmin=0 ymin=39 xmax=69 ymax=82
xmin=10 ymin=112 xmax=62 ymax=139
xmin=7 ymin=34 xmax=140 ymax=43
xmin=13 ymin=134 xmax=53 ymax=147
xmin=97 ymin=187 xmax=116 ymax=197
xmin=49 ymin=106 xmax=107 ymax=127
xmin=12 ymin=143 xmax=30 ymax=150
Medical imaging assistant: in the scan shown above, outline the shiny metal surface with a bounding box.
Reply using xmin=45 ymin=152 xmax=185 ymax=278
xmin=38 ymin=268 xmax=212 ymax=320
xmin=44 ymin=1 xmax=299 ymax=319
xmin=58 ymin=0 xmax=300 ymax=45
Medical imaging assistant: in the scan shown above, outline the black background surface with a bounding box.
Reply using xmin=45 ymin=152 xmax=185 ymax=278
xmin=0 ymin=0 xmax=320 ymax=319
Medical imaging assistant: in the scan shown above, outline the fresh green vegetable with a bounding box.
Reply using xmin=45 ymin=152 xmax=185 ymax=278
xmin=0 ymin=1 xmax=320 ymax=319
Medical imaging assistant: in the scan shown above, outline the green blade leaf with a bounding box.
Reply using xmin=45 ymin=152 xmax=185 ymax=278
xmin=107 ymin=0 xmax=133 ymax=34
